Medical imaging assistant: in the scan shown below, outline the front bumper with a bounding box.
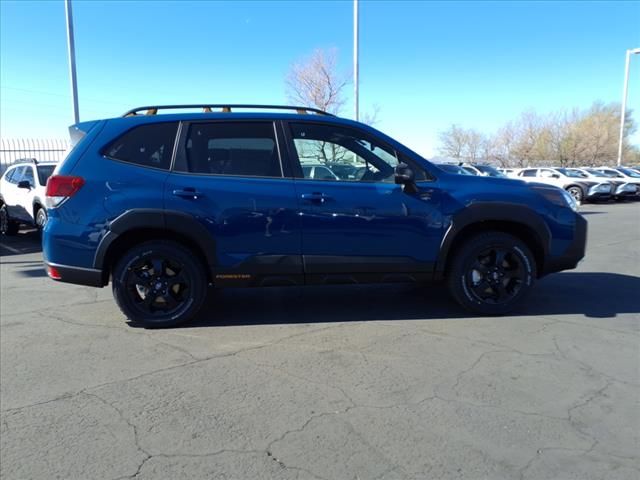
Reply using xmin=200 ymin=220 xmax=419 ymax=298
xmin=542 ymin=213 xmax=587 ymax=276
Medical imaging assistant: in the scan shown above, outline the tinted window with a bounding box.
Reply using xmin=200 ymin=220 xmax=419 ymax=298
xmin=290 ymin=123 xmax=420 ymax=183
xmin=37 ymin=165 xmax=56 ymax=186
xmin=22 ymin=166 xmax=35 ymax=186
xmin=521 ymin=169 xmax=537 ymax=177
xmin=104 ymin=122 xmax=178 ymax=170
xmin=183 ymin=122 xmax=281 ymax=177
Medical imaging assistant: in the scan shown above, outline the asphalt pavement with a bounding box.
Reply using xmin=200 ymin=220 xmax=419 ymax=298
xmin=1 ymin=202 xmax=639 ymax=480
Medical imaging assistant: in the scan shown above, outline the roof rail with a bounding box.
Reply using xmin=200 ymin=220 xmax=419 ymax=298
xmin=122 ymin=104 xmax=334 ymax=117
xmin=13 ymin=158 xmax=38 ymax=165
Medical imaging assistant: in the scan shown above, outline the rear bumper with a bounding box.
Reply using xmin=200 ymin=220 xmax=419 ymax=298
xmin=542 ymin=214 xmax=587 ymax=275
xmin=45 ymin=262 xmax=104 ymax=287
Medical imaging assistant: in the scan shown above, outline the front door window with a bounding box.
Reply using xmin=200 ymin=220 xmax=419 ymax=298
xmin=289 ymin=123 xmax=406 ymax=183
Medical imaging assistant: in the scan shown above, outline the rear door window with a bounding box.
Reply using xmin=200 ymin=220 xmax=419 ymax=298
xmin=181 ymin=122 xmax=282 ymax=178
xmin=103 ymin=122 xmax=178 ymax=170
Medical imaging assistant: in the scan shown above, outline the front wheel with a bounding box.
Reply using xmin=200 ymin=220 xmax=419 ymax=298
xmin=446 ymin=232 xmax=536 ymax=315
xmin=112 ymin=241 xmax=208 ymax=328
xmin=0 ymin=204 xmax=19 ymax=236
xmin=566 ymin=186 xmax=584 ymax=204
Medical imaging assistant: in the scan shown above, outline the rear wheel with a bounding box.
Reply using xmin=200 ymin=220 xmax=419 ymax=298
xmin=112 ymin=241 xmax=208 ymax=328
xmin=0 ymin=204 xmax=19 ymax=236
xmin=35 ymin=206 xmax=47 ymax=230
xmin=446 ymin=232 xmax=536 ymax=315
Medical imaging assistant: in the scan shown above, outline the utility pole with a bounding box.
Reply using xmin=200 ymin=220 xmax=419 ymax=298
xmin=617 ymin=48 xmax=640 ymax=166
xmin=65 ymin=0 xmax=80 ymax=124
xmin=353 ymin=0 xmax=359 ymax=121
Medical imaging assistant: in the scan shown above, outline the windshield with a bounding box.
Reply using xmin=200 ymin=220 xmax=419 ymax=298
xmin=557 ymin=168 xmax=587 ymax=178
xmin=618 ymin=167 xmax=640 ymax=178
xmin=475 ymin=165 xmax=507 ymax=177
xmin=37 ymin=165 xmax=56 ymax=186
xmin=588 ymin=169 xmax=619 ymax=178
xmin=583 ymin=169 xmax=608 ymax=178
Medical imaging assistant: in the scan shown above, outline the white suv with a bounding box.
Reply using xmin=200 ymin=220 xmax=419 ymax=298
xmin=511 ymin=167 xmax=612 ymax=203
xmin=0 ymin=159 xmax=57 ymax=235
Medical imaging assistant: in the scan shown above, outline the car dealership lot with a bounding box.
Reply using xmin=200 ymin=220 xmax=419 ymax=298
xmin=1 ymin=203 xmax=638 ymax=479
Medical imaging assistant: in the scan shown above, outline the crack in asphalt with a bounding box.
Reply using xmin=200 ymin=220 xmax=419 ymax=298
xmin=0 ymin=323 xmax=346 ymax=415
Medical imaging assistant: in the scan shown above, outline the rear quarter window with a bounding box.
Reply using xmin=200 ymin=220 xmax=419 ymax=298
xmin=103 ymin=122 xmax=178 ymax=170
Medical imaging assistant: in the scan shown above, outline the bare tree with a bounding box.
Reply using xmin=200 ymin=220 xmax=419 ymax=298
xmin=462 ymin=129 xmax=484 ymax=162
xmin=285 ymin=48 xmax=349 ymax=114
xmin=438 ymin=125 xmax=467 ymax=161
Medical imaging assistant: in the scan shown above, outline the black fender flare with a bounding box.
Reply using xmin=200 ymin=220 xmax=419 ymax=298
xmin=435 ymin=202 xmax=551 ymax=276
xmin=93 ymin=208 xmax=216 ymax=274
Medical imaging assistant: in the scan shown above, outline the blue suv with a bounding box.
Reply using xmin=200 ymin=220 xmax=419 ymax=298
xmin=43 ymin=105 xmax=587 ymax=328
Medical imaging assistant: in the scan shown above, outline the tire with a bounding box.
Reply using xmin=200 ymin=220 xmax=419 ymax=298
xmin=35 ymin=206 xmax=47 ymax=230
xmin=112 ymin=240 xmax=208 ymax=328
xmin=566 ymin=185 xmax=584 ymax=204
xmin=446 ymin=232 xmax=536 ymax=315
xmin=0 ymin=204 xmax=19 ymax=236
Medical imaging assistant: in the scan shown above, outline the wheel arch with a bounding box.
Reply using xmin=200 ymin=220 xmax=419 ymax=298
xmin=565 ymin=183 xmax=584 ymax=192
xmin=32 ymin=197 xmax=45 ymax=216
xmin=436 ymin=203 xmax=550 ymax=279
xmin=94 ymin=209 xmax=216 ymax=285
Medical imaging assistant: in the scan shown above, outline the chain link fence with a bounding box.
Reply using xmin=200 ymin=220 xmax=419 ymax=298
xmin=0 ymin=139 xmax=69 ymax=175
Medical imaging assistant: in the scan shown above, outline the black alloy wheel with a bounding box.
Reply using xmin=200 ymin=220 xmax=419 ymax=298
xmin=464 ymin=247 xmax=525 ymax=304
xmin=112 ymin=241 xmax=207 ymax=328
xmin=447 ymin=232 xmax=536 ymax=315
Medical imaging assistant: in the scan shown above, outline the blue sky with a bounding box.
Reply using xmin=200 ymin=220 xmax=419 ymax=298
xmin=1 ymin=0 xmax=639 ymax=157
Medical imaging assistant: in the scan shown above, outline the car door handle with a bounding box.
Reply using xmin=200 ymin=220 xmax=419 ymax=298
xmin=300 ymin=192 xmax=332 ymax=204
xmin=172 ymin=188 xmax=203 ymax=199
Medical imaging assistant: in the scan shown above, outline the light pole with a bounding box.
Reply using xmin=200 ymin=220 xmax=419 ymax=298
xmin=353 ymin=0 xmax=359 ymax=121
xmin=65 ymin=0 xmax=80 ymax=124
xmin=617 ymin=47 xmax=640 ymax=166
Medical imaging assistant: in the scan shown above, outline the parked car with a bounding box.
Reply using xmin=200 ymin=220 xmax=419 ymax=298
xmin=326 ymin=163 xmax=366 ymax=180
xmin=0 ymin=158 xmax=56 ymax=234
xmin=435 ymin=164 xmax=474 ymax=175
xmin=460 ymin=163 xmax=509 ymax=178
xmin=43 ymin=104 xmax=586 ymax=327
xmin=567 ymin=168 xmax=638 ymax=200
xmin=589 ymin=167 xmax=640 ymax=197
xmin=512 ymin=167 xmax=612 ymax=203
xmin=301 ymin=164 xmax=340 ymax=180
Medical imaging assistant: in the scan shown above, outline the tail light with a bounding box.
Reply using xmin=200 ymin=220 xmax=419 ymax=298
xmin=47 ymin=265 xmax=62 ymax=280
xmin=45 ymin=175 xmax=85 ymax=208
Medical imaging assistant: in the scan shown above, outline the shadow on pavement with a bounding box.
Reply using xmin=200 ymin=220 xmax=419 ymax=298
xmin=169 ymin=272 xmax=640 ymax=329
xmin=14 ymin=266 xmax=47 ymax=278
xmin=0 ymin=230 xmax=42 ymax=257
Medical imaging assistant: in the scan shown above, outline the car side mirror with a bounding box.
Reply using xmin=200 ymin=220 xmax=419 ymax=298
xmin=17 ymin=180 xmax=31 ymax=189
xmin=394 ymin=163 xmax=418 ymax=193
xmin=551 ymin=174 xmax=560 ymax=179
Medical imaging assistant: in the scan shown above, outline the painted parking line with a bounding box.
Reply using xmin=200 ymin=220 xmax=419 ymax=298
xmin=0 ymin=243 xmax=23 ymax=254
